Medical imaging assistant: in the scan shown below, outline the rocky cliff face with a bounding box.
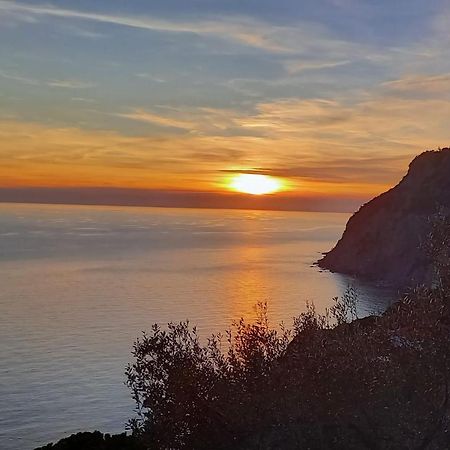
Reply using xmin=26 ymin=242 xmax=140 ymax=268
xmin=318 ymin=148 xmax=450 ymax=287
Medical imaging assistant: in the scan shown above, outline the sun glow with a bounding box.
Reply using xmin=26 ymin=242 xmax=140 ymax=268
xmin=229 ymin=174 xmax=282 ymax=195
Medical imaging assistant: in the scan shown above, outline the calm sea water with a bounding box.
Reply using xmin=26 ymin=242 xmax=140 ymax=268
xmin=0 ymin=203 xmax=395 ymax=449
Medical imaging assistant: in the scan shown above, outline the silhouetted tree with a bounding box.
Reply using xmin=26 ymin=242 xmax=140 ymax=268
xmin=126 ymin=302 xmax=292 ymax=449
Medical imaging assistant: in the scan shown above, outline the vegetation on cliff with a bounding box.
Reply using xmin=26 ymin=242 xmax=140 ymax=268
xmin=123 ymin=294 xmax=450 ymax=449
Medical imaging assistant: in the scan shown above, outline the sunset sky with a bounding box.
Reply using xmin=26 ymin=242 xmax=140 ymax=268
xmin=1 ymin=0 xmax=450 ymax=210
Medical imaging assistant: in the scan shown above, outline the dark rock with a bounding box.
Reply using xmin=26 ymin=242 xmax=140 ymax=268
xmin=34 ymin=431 xmax=146 ymax=450
xmin=318 ymin=148 xmax=450 ymax=287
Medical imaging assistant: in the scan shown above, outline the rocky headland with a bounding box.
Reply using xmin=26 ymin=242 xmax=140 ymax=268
xmin=319 ymin=148 xmax=450 ymax=287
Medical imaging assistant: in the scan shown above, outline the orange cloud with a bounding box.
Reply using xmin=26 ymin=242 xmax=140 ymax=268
xmin=2 ymin=74 xmax=450 ymax=200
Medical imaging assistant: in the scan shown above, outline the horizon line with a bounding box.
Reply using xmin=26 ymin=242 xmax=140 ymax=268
xmin=0 ymin=186 xmax=369 ymax=213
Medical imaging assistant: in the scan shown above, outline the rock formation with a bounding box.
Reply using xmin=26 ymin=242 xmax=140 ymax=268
xmin=318 ymin=148 xmax=450 ymax=287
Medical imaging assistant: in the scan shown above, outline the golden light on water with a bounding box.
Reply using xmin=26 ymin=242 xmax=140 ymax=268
xmin=229 ymin=174 xmax=282 ymax=195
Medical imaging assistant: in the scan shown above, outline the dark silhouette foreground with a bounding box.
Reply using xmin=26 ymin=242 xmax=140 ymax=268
xmin=123 ymin=292 xmax=450 ymax=449
xmin=35 ymin=431 xmax=142 ymax=450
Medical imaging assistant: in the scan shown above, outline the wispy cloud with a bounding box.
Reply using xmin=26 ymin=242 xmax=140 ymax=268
xmin=46 ymin=79 xmax=96 ymax=89
xmin=116 ymin=70 xmax=450 ymax=155
xmin=115 ymin=106 xmax=241 ymax=134
xmin=0 ymin=0 xmax=371 ymax=57
xmin=116 ymin=109 xmax=196 ymax=130
xmin=135 ymin=73 xmax=166 ymax=83
xmin=230 ymin=95 xmax=450 ymax=161
xmin=58 ymin=24 xmax=107 ymax=39
xmin=3 ymin=74 xmax=449 ymax=195
xmin=0 ymin=68 xmax=94 ymax=89
xmin=0 ymin=68 xmax=39 ymax=85
xmin=71 ymin=97 xmax=96 ymax=103
xmin=0 ymin=1 xmax=291 ymax=52
xmin=284 ymin=59 xmax=350 ymax=74
xmin=221 ymin=154 xmax=409 ymax=184
xmin=382 ymin=73 xmax=450 ymax=96
xmin=5 ymin=67 xmax=445 ymax=186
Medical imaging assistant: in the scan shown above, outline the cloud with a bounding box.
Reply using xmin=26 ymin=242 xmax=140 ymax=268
xmin=114 ymin=74 xmax=450 ymax=179
xmin=0 ymin=1 xmax=292 ymax=53
xmin=46 ymin=79 xmax=96 ymax=89
xmin=284 ymin=59 xmax=350 ymax=74
xmin=135 ymin=73 xmax=166 ymax=83
xmin=0 ymin=0 xmax=373 ymax=58
xmin=382 ymin=73 xmax=450 ymax=96
xmin=0 ymin=68 xmax=39 ymax=85
xmin=0 ymin=119 xmax=256 ymax=190
xmin=59 ymin=24 xmax=107 ymax=39
xmin=189 ymin=148 xmax=246 ymax=163
xmin=221 ymin=154 xmax=409 ymax=184
xmin=71 ymin=97 xmax=96 ymax=103
xmin=115 ymin=106 xmax=241 ymax=134
xmin=228 ymin=87 xmax=450 ymax=153
xmin=2 ymin=67 xmax=450 ymax=198
xmin=237 ymin=99 xmax=351 ymax=134
xmin=0 ymin=69 xmax=94 ymax=89
xmin=116 ymin=109 xmax=196 ymax=130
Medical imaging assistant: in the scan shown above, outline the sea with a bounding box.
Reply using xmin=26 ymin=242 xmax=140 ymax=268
xmin=0 ymin=203 xmax=395 ymax=449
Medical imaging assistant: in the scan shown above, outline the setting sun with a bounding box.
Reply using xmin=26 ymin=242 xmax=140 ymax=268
xmin=229 ymin=174 xmax=282 ymax=195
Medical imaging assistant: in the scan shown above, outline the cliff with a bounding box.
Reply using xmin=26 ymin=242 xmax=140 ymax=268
xmin=318 ymin=148 xmax=450 ymax=287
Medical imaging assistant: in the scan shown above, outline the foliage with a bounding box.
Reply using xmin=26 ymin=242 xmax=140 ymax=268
xmin=425 ymin=208 xmax=450 ymax=292
xmin=125 ymin=302 xmax=292 ymax=449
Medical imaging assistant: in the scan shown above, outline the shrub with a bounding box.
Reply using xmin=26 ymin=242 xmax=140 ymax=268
xmin=125 ymin=302 xmax=292 ymax=449
xmin=126 ymin=282 xmax=450 ymax=449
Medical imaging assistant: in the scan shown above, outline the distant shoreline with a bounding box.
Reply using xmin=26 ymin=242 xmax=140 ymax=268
xmin=0 ymin=199 xmax=354 ymax=214
xmin=0 ymin=187 xmax=366 ymax=214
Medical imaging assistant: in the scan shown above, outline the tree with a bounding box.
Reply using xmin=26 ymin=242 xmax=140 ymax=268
xmin=125 ymin=303 xmax=291 ymax=449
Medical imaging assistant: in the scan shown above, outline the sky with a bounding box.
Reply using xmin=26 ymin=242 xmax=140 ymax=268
xmin=1 ymin=0 xmax=450 ymax=211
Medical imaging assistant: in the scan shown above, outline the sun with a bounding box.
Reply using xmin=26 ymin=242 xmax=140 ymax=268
xmin=229 ymin=174 xmax=282 ymax=195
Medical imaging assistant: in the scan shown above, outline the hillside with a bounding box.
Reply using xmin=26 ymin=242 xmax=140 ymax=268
xmin=318 ymin=148 xmax=450 ymax=287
